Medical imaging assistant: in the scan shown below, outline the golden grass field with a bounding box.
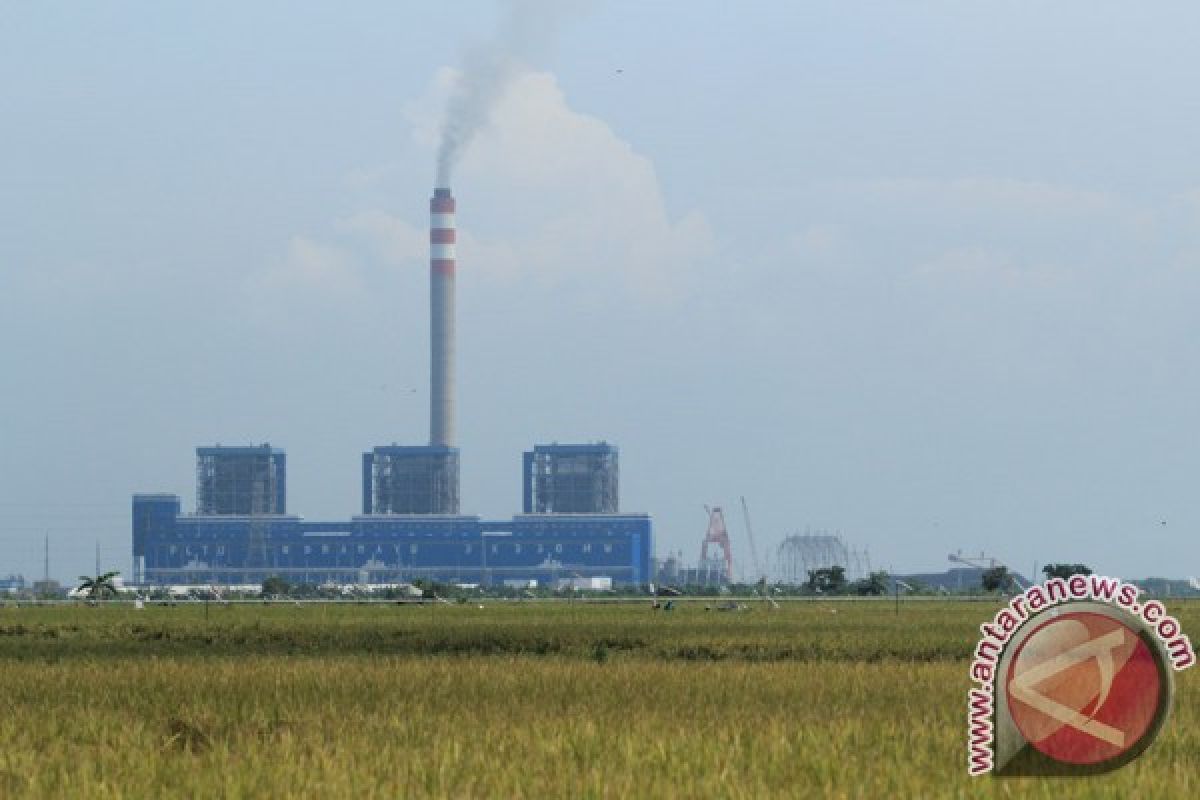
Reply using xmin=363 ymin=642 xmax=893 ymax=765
xmin=0 ymin=600 xmax=1194 ymax=798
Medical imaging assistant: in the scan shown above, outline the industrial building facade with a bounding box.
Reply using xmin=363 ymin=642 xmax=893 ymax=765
xmin=196 ymin=445 xmax=286 ymax=515
xmin=133 ymin=443 xmax=651 ymax=587
xmin=523 ymin=443 xmax=618 ymax=514
xmin=131 ymin=190 xmax=653 ymax=588
xmin=362 ymin=445 xmax=459 ymax=515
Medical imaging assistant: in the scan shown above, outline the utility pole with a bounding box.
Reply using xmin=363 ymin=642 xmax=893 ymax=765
xmin=43 ymin=533 xmax=49 ymax=585
xmin=894 ymin=576 xmax=913 ymax=616
xmin=95 ymin=541 xmax=100 ymax=576
xmin=892 ymin=564 xmax=897 ymax=615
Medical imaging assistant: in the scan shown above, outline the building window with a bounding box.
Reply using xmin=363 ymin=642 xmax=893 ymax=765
xmin=357 ymin=545 xmax=365 ymax=555
xmin=321 ymin=545 xmax=330 ymax=555
xmin=604 ymin=543 xmax=612 ymax=554
xmin=582 ymin=543 xmax=592 ymax=554
xmin=304 ymin=545 xmax=312 ymax=555
xmin=514 ymin=544 xmax=522 ymax=554
xmin=536 ymin=544 xmax=544 ymax=554
xmin=169 ymin=546 xmax=177 ymax=556
xmin=282 ymin=545 xmax=289 ymax=555
xmin=555 ymin=543 xmax=562 ymax=554
xmin=464 ymin=544 xmax=472 ymax=555
xmin=410 ymin=543 xmax=418 ymax=555
xmin=491 ymin=544 xmax=498 ymax=554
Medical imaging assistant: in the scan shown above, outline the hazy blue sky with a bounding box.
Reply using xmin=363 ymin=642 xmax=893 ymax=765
xmin=4 ymin=1 xmax=1200 ymax=582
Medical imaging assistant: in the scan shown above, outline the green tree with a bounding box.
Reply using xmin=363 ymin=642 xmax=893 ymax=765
xmin=76 ymin=571 xmax=120 ymax=601
xmin=807 ymin=566 xmax=847 ymax=594
xmin=1042 ymin=563 xmax=1092 ymax=580
xmin=854 ymin=571 xmax=890 ymax=596
xmin=981 ymin=566 xmax=1012 ymax=592
xmin=261 ymin=576 xmax=291 ymax=597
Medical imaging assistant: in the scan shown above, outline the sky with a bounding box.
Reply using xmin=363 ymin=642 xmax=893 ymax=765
xmin=4 ymin=1 xmax=1200 ymax=582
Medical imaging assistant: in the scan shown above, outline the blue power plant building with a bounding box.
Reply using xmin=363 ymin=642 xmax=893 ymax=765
xmin=131 ymin=188 xmax=652 ymax=587
xmin=132 ymin=442 xmax=651 ymax=587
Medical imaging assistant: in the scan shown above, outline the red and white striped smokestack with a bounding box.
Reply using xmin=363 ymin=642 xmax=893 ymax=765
xmin=430 ymin=188 xmax=456 ymax=447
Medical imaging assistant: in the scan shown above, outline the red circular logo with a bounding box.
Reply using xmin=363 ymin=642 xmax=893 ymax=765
xmin=1006 ymin=611 xmax=1163 ymax=766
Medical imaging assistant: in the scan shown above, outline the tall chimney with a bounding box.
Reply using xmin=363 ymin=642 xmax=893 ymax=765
xmin=430 ymin=188 xmax=456 ymax=446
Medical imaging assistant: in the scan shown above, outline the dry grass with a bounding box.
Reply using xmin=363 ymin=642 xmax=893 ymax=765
xmin=0 ymin=600 xmax=1194 ymax=798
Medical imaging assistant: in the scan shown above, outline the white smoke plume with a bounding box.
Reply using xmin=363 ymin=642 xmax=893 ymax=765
xmin=436 ymin=0 xmax=580 ymax=187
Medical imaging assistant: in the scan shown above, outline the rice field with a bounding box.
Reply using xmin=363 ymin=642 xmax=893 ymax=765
xmin=0 ymin=600 xmax=1195 ymax=798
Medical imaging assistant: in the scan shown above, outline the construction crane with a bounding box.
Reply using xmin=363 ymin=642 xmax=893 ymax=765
xmin=948 ymin=550 xmax=998 ymax=569
xmin=948 ymin=550 xmax=1025 ymax=591
xmin=740 ymin=497 xmax=778 ymax=608
xmin=740 ymin=496 xmax=764 ymax=582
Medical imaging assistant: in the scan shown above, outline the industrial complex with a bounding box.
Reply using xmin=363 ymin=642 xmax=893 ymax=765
xmin=131 ymin=188 xmax=653 ymax=588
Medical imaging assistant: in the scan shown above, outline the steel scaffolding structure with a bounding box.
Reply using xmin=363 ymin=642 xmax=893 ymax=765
xmin=195 ymin=445 xmax=286 ymax=516
xmin=363 ymin=445 xmax=459 ymax=515
xmin=522 ymin=443 xmax=618 ymax=514
xmin=775 ymin=530 xmax=872 ymax=584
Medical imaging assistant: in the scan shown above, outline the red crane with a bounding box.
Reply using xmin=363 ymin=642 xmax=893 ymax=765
xmin=700 ymin=506 xmax=734 ymax=583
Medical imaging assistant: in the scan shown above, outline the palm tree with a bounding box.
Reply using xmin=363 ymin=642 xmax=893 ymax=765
xmin=76 ymin=571 xmax=120 ymax=602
